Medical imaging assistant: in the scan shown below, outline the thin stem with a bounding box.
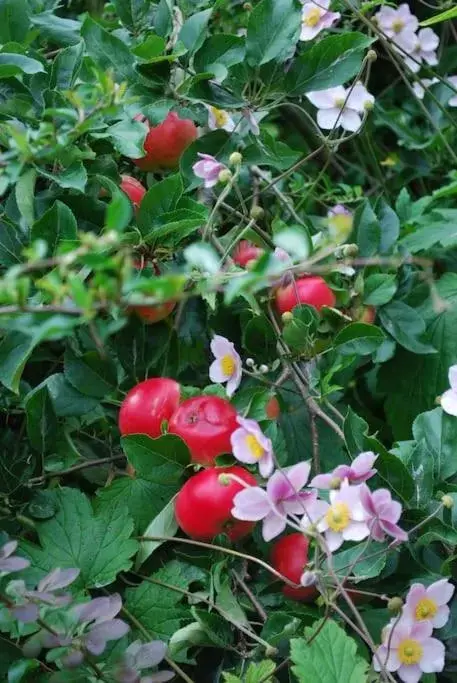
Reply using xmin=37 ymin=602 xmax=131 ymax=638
xmin=28 ymin=454 xmax=126 ymax=485
xmin=232 ymin=569 xmax=268 ymax=622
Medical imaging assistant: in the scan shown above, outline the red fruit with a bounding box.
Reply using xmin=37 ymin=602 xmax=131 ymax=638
xmin=168 ymin=395 xmax=238 ymax=466
xmin=119 ymin=378 xmax=181 ymax=439
xmin=265 ymin=395 xmax=280 ymax=420
xmin=133 ymin=112 xmax=197 ymax=171
xmin=175 ymin=465 xmax=257 ymax=541
xmin=120 ymin=175 xmax=146 ymax=209
xmin=271 ymin=533 xmax=317 ymax=602
xmin=275 ymin=276 xmax=336 ymax=314
xmin=359 ymin=306 xmax=376 ymax=324
xmin=233 ymin=241 xmax=263 ymax=268
xmin=131 ymin=301 xmax=176 ymax=324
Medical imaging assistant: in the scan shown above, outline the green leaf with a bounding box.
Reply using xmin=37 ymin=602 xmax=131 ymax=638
xmin=0 ymin=54 xmax=44 ymax=78
xmin=0 ymin=331 xmax=39 ymax=393
xmin=245 ymin=661 xmax=276 ymax=683
xmin=354 ymin=200 xmax=380 ymax=257
xmin=378 ymin=301 xmax=437 ymax=355
xmin=135 ymin=498 xmax=178 ymax=569
xmin=179 ymin=9 xmax=212 ymax=55
xmin=194 ymin=34 xmax=245 ymax=77
xmin=132 ymin=34 xmax=166 ymax=61
xmin=64 ymin=349 xmax=117 ymax=399
xmin=104 ymin=118 xmax=147 ymax=157
xmin=37 ymin=162 xmax=88 ymax=193
xmin=334 ymin=323 xmax=385 ymax=356
xmin=97 ymin=434 xmax=189 ymax=533
xmin=138 ymin=174 xmax=183 ymax=233
xmin=379 ymin=274 xmax=457 ymax=438
xmin=15 ymin=169 xmax=36 ymax=227
xmin=31 ymin=201 xmax=78 ymax=255
xmin=81 ymin=16 xmax=135 ymax=81
xmin=191 ymin=608 xmax=234 ymax=648
xmin=246 ymin=0 xmax=301 ymax=67
xmin=49 ymin=41 xmax=84 ymax=90
xmin=363 ymin=274 xmax=397 ymax=306
xmin=420 ymin=5 xmax=457 ymax=26
xmin=243 ymin=315 xmax=277 ymax=363
xmin=44 ymin=373 xmax=100 ymax=417
xmin=378 ymin=202 xmax=400 ymax=254
xmin=125 ymin=560 xmax=205 ymax=640
xmin=112 ymin=0 xmax=150 ymax=29
xmin=0 ymin=0 xmax=29 ymax=43
xmin=24 ymin=384 xmax=58 ymax=455
xmin=332 ymin=541 xmax=387 ymax=581
xmin=285 ymin=33 xmax=374 ymax=95
xmin=291 ymin=619 xmax=368 ymax=683
xmin=412 ymin=407 xmax=457 ymax=482
xmin=30 ymin=12 xmax=81 ymax=46
xmin=21 ymin=488 xmax=138 ymax=589
xmin=396 ymin=439 xmax=434 ymax=508
xmin=0 ymin=218 xmax=26 ymax=266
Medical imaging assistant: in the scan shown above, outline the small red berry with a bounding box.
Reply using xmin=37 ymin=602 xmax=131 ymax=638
xmin=133 ymin=112 xmax=197 ymax=171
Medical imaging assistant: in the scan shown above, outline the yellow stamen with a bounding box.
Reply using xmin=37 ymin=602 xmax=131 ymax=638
xmin=392 ymin=19 xmax=404 ymax=33
xmin=397 ymin=639 xmax=423 ymax=665
xmin=211 ymin=107 xmax=229 ymax=128
xmin=325 ymin=502 xmax=351 ymax=532
xmin=415 ymin=597 xmax=438 ymax=621
xmin=303 ymin=6 xmax=322 ymax=27
xmin=220 ymin=354 xmax=236 ymax=376
xmin=245 ymin=434 xmax=264 ymax=460
xmin=334 ymin=97 xmax=346 ymax=108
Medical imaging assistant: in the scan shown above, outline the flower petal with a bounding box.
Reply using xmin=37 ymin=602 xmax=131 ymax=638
xmin=232 ymin=487 xmax=271 ymax=520
xmin=262 ymin=511 xmax=286 ymax=541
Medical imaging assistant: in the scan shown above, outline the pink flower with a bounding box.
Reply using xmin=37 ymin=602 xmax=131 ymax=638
xmin=412 ymin=78 xmax=439 ymax=100
xmin=192 ymin=153 xmax=226 ymax=188
xmin=373 ymin=618 xmax=445 ymax=683
xmin=375 ymin=4 xmax=418 ymax=40
xmin=300 ymin=0 xmax=340 ymax=41
xmin=209 ymin=335 xmax=242 ymax=397
xmin=403 ymin=28 xmax=439 ymax=73
xmin=359 ymin=485 xmax=408 ymax=543
xmin=306 ymin=83 xmax=374 ymax=133
xmin=232 ymin=462 xmax=316 ymax=541
xmin=301 ymin=480 xmax=369 ymax=551
xmin=440 ymin=364 xmax=457 ymax=416
xmin=230 ymin=417 xmax=274 ymax=477
xmin=311 ymin=452 xmax=377 ymax=489
xmin=404 ymin=579 xmax=454 ymax=628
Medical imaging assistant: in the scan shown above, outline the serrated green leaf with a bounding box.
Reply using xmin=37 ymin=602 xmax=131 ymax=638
xmin=291 ymin=619 xmax=368 ymax=683
xmin=246 ymin=0 xmax=301 ymax=67
xmin=334 ymin=323 xmax=385 ymax=356
xmin=135 ymin=498 xmax=178 ymax=569
xmin=31 ymin=201 xmax=78 ymax=255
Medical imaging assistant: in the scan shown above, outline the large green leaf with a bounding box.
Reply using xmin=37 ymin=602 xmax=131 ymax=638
xmin=31 ymin=201 xmax=78 ymax=255
xmin=125 ymin=560 xmax=205 ymax=640
xmin=24 ymin=384 xmax=58 ymax=455
xmin=81 ymin=16 xmax=135 ymax=81
xmin=21 ymin=488 xmax=138 ymax=589
xmin=378 ymin=301 xmax=437 ymax=355
xmin=49 ymin=41 xmax=84 ymax=90
xmin=285 ymin=33 xmax=374 ymax=96
xmin=194 ymin=34 xmax=245 ymax=77
xmin=64 ymin=349 xmax=117 ymax=399
xmin=379 ymin=274 xmax=457 ymax=439
xmin=0 ymin=0 xmax=29 ymax=43
xmin=291 ymin=619 xmax=368 ymax=683
xmin=0 ymin=218 xmax=26 ymax=266
xmin=412 ymin=407 xmax=457 ymax=482
xmin=97 ymin=434 xmax=189 ymax=533
xmin=246 ymin=0 xmax=301 ymax=67
xmin=179 ymin=9 xmax=212 ymax=55
xmin=0 ymin=54 xmax=44 ymax=79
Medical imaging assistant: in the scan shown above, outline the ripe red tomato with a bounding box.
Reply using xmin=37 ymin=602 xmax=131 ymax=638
xmin=168 ymin=395 xmax=238 ymax=466
xmin=265 ymin=395 xmax=280 ymax=420
xmin=175 ymin=465 xmax=257 ymax=541
xmin=275 ymin=276 xmax=336 ymax=314
xmin=271 ymin=533 xmax=317 ymax=602
xmin=133 ymin=112 xmax=197 ymax=171
xmin=119 ymin=378 xmax=181 ymax=439
xmin=120 ymin=175 xmax=146 ymax=209
xmin=233 ymin=241 xmax=263 ymax=268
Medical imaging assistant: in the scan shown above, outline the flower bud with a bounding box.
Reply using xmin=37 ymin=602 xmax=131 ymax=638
xmin=367 ymin=49 xmax=377 ymax=62
xmin=388 ymin=596 xmax=403 ymax=614
xmin=250 ymin=205 xmax=264 ymax=221
xmin=243 ymin=2 xmax=253 ymax=9
xmin=246 ymin=358 xmax=255 ymax=367
xmin=281 ymin=311 xmax=293 ymax=323
xmin=229 ymin=151 xmax=243 ymax=166
xmin=259 ymin=364 xmax=269 ymax=374
xmin=342 ymin=243 xmax=359 ymax=258
xmin=442 ymin=494 xmax=454 ymax=509
xmin=218 ymin=169 xmax=232 ymax=184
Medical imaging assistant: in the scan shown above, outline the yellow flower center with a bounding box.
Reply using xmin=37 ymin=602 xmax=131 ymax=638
xmin=415 ymin=597 xmax=438 ymax=621
xmin=211 ymin=107 xmax=229 ymax=128
xmin=397 ymin=639 xmax=423 ymax=665
xmin=220 ymin=354 xmax=236 ymax=376
xmin=334 ymin=97 xmax=346 ymax=108
xmin=303 ymin=6 xmax=322 ymax=27
xmin=325 ymin=502 xmax=351 ymax=532
xmin=245 ymin=434 xmax=264 ymax=460
xmin=392 ymin=19 xmax=404 ymax=33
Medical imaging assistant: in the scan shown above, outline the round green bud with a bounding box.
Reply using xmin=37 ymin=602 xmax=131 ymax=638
xmin=281 ymin=311 xmax=294 ymax=323
xmin=218 ymin=169 xmax=232 ymax=184
xmin=250 ymin=205 xmax=264 ymax=221
xmin=442 ymin=494 xmax=454 ymax=509
xmin=367 ymin=49 xmax=377 ymax=62
xmin=388 ymin=597 xmax=403 ymax=614
xmin=342 ymin=243 xmax=359 ymax=258
xmin=229 ymin=151 xmax=243 ymax=166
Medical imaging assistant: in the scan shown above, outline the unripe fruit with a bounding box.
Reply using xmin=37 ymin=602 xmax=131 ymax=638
xmin=229 ymin=151 xmax=243 ymax=166
xmin=119 ymin=378 xmax=181 ymax=439
xmin=232 ymin=240 xmax=264 ymax=268
xmin=120 ymin=175 xmax=146 ymax=209
xmin=271 ymin=533 xmax=317 ymax=602
xmin=175 ymin=465 xmax=257 ymax=541
xmin=168 ymin=395 xmax=239 ymax=466
xmin=275 ymin=277 xmax=336 ymax=314
xmin=265 ymin=395 xmax=280 ymax=420
xmin=133 ymin=112 xmax=197 ymax=171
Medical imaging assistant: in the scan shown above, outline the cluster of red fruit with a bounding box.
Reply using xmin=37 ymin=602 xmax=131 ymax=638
xmin=118 ymin=377 xmax=312 ymax=601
